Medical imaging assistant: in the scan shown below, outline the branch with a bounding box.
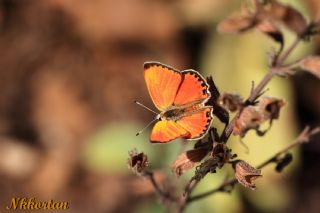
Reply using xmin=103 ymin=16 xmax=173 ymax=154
xmin=143 ymin=171 xmax=177 ymax=203
xmin=187 ymin=126 xmax=320 ymax=203
xmin=188 ymin=178 xmax=238 ymax=203
xmin=176 ymin=35 xmax=304 ymax=212
xmin=276 ymin=37 xmax=301 ymax=66
xmin=220 ymin=35 xmax=302 ymax=142
xmin=257 ymin=126 xmax=320 ymax=169
xmin=177 ymin=179 xmax=199 ymax=213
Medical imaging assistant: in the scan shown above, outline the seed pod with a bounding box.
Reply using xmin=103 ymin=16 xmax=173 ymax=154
xmin=233 ymin=160 xmax=262 ymax=190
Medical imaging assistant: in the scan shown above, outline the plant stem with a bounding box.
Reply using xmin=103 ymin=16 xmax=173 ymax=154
xmin=276 ymin=37 xmax=301 ymax=66
xmin=177 ymin=179 xmax=199 ymax=213
xmin=187 ymin=126 xmax=320 ymax=203
xmin=175 ymin=35 xmax=304 ymax=212
xmin=257 ymin=126 xmax=320 ymax=169
xmin=144 ymin=171 xmax=177 ymax=202
xmin=188 ymin=179 xmax=238 ymax=203
xmin=220 ymin=70 xmax=274 ymax=142
xmin=220 ymin=35 xmax=302 ymax=143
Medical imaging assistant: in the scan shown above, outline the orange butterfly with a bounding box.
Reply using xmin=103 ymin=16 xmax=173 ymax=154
xmin=140 ymin=62 xmax=213 ymax=143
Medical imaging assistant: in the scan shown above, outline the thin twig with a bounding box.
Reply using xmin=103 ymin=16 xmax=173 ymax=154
xmin=220 ymin=35 xmax=302 ymax=143
xmin=257 ymin=126 xmax=320 ymax=169
xmin=187 ymin=126 xmax=320 ymax=203
xmin=144 ymin=171 xmax=177 ymax=202
xmin=220 ymin=70 xmax=274 ymax=142
xmin=276 ymin=37 xmax=301 ymax=66
xmin=177 ymin=179 xmax=199 ymax=213
xmin=188 ymin=179 xmax=238 ymax=203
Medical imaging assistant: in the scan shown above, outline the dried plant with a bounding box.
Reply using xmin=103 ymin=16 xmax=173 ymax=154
xmin=128 ymin=0 xmax=320 ymax=212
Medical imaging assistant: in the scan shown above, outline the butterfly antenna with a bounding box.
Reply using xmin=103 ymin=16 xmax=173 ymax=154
xmin=136 ymin=116 xmax=159 ymax=136
xmin=134 ymin=100 xmax=158 ymax=115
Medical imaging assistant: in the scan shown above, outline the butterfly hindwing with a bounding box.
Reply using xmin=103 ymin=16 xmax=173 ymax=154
xmin=144 ymin=62 xmax=182 ymax=111
xmin=173 ymin=70 xmax=210 ymax=106
xmin=177 ymin=107 xmax=213 ymax=140
xmin=150 ymin=120 xmax=190 ymax=143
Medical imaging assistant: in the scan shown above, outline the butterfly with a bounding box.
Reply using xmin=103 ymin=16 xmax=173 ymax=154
xmin=141 ymin=61 xmax=213 ymax=143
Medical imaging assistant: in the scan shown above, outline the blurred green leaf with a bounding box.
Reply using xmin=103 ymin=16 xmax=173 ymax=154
xmin=82 ymin=122 xmax=155 ymax=174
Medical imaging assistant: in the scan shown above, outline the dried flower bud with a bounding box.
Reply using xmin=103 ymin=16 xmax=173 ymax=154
xmin=233 ymin=106 xmax=263 ymax=137
xmin=300 ymin=56 xmax=320 ymax=80
xmin=233 ymin=160 xmax=262 ymax=190
xmin=172 ymin=148 xmax=209 ymax=176
xmin=128 ymin=150 xmax=148 ymax=175
xmin=212 ymin=143 xmax=233 ymax=168
xmin=220 ymin=93 xmax=244 ymax=112
xmin=275 ymin=153 xmax=293 ymax=173
xmin=217 ymin=13 xmax=256 ymax=33
xmin=194 ymin=157 xmax=220 ymax=180
xmin=257 ymin=96 xmax=285 ymax=121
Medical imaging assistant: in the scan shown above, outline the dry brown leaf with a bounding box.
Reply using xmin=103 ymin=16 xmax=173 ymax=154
xmin=217 ymin=14 xmax=256 ymax=33
xmin=233 ymin=96 xmax=285 ymax=138
xmin=233 ymin=106 xmax=263 ymax=137
xmin=265 ymin=1 xmax=307 ymax=35
xmin=300 ymin=56 xmax=320 ymax=79
xmin=220 ymin=93 xmax=244 ymax=112
xmin=172 ymin=148 xmax=209 ymax=176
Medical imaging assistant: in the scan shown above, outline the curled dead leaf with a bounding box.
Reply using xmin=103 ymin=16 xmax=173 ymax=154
xmin=172 ymin=148 xmax=209 ymax=176
xmin=233 ymin=96 xmax=285 ymax=137
xmin=300 ymin=56 xmax=320 ymax=79
xmin=256 ymin=20 xmax=284 ymax=44
xmin=206 ymin=76 xmax=229 ymax=125
xmin=233 ymin=160 xmax=262 ymax=190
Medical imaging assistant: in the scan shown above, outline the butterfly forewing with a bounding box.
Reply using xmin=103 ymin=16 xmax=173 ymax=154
xmin=173 ymin=70 xmax=210 ymax=106
xmin=144 ymin=62 xmax=182 ymax=111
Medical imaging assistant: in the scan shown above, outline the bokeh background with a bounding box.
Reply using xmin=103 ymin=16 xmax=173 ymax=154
xmin=0 ymin=0 xmax=319 ymax=212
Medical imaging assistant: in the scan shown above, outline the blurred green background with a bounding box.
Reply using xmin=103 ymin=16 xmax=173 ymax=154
xmin=0 ymin=0 xmax=320 ymax=212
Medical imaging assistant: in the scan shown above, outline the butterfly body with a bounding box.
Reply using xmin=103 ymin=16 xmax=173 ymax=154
xmin=160 ymin=102 xmax=206 ymax=121
xmin=143 ymin=62 xmax=213 ymax=143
